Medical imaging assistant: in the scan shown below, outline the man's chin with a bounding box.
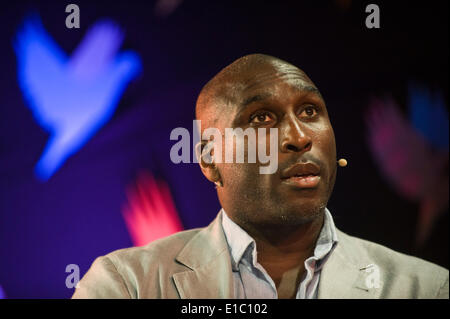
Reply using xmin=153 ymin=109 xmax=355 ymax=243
xmin=252 ymin=203 xmax=325 ymax=227
xmin=278 ymin=206 xmax=323 ymax=225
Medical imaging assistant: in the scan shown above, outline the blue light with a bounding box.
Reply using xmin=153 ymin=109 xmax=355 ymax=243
xmin=408 ymin=82 xmax=449 ymax=151
xmin=14 ymin=14 xmax=142 ymax=180
xmin=0 ymin=285 xmax=5 ymax=299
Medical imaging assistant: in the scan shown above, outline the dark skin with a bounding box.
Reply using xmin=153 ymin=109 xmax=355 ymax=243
xmin=197 ymin=55 xmax=337 ymax=298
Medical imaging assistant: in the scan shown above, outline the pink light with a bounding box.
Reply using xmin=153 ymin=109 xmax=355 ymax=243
xmin=122 ymin=170 xmax=183 ymax=247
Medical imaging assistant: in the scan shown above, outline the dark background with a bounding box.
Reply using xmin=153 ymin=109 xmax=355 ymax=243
xmin=0 ymin=0 xmax=448 ymax=298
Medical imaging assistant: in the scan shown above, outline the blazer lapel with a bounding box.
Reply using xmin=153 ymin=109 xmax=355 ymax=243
xmin=172 ymin=211 xmax=234 ymax=298
xmin=172 ymin=216 xmax=384 ymax=299
xmin=318 ymin=230 xmax=383 ymax=299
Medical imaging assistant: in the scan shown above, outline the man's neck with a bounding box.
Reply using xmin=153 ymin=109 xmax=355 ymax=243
xmin=240 ymin=212 xmax=325 ymax=298
xmin=243 ymin=211 xmax=324 ymax=260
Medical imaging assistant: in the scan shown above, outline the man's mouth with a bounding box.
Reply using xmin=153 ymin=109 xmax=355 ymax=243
xmin=283 ymin=174 xmax=320 ymax=188
xmin=281 ymin=162 xmax=321 ymax=189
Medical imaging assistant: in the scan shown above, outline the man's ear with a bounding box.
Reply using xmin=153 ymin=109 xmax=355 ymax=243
xmin=195 ymin=141 xmax=221 ymax=184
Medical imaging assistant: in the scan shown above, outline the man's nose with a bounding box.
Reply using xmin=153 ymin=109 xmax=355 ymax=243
xmin=280 ymin=114 xmax=312 ymax=153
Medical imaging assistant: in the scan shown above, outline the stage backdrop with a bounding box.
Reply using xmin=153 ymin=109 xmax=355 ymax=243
xmin=0 ymin=0 xmax=448 ymax=298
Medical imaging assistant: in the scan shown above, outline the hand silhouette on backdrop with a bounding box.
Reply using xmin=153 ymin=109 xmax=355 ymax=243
xmin=366 ymin=86 xmax=449 ymax=248
xmin=122 ymin=171 xmax=184 ymax=247
xmin=15 ymin=15 xmax=142 ymax=180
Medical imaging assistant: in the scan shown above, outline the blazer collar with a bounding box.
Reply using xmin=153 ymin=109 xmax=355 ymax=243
xmin=172 ymin=210 xmax=234 ymax=298
xmin=173 ymin=211 xmax=383 ymax=299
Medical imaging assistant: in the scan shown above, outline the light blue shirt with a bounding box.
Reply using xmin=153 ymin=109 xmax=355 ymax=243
xmin=221 ymin=208 xmax=339 ymax=299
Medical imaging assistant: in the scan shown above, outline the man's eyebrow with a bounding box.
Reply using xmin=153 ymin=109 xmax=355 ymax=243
xmin=300 ymin=85 xmax=323 ymax=99
xmin=241 ymin=93 xmax=272 ymax=107
xmin=232 ymin=94 xmax=271 ymax=126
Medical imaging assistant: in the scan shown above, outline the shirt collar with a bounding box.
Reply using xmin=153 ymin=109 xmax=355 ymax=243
xmin=311 ymin=208 xmax=339 ymax=271
xmin=221 ymin=209 xmax=256 ymax=271
xmin=221 ymin=208 xmax=339 ymax=272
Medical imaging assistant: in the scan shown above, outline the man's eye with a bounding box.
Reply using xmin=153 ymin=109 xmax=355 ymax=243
xmin=299 ymin=106 xmax=318 ymax=118
xmin=250 ymin=112 xmax=273 ymax=123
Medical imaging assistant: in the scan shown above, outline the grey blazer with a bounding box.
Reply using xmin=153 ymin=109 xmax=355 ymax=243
xmin=72 ymin=211 xmax=449 ymax=299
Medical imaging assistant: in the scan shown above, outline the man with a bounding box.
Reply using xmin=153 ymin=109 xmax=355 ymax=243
xmin=72 ymin=54 xmax=449 ymax=299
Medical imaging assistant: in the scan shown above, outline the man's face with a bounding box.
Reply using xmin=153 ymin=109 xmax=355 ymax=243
xmin=215 ymin=62 xmax=337 ymax=228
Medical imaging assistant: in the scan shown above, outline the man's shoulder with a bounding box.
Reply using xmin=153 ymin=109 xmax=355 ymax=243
xmin=73 ymin=228 xmax=206 ymax=298
xmin=336 ymin=228 xmax=449 ymax=298
xmin=105 ymin=227 xmax=204 ymax=267
xmin=337 ymin=229 xmax=447 ymax=273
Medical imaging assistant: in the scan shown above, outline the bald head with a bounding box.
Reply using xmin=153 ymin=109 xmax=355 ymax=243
xmin=195 ymin=54 xmax=314 ymax=130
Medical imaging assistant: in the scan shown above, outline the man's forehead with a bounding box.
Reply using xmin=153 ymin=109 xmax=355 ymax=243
xmin=240 ymin=82 xmax=321 ymax=107
xmin=196 ymin=55 xmax=322 ymax=127
xmin=234 ymin=61 xmax=318 ymax=97
xmin=210 ymin=65 xmax=323 ymax=124
xmin=242 ymin=72 xmax=317 ymax=96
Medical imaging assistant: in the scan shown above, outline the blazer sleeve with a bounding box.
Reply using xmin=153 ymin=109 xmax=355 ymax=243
xmin=72 ymin=256 xmax=132 ymax=299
